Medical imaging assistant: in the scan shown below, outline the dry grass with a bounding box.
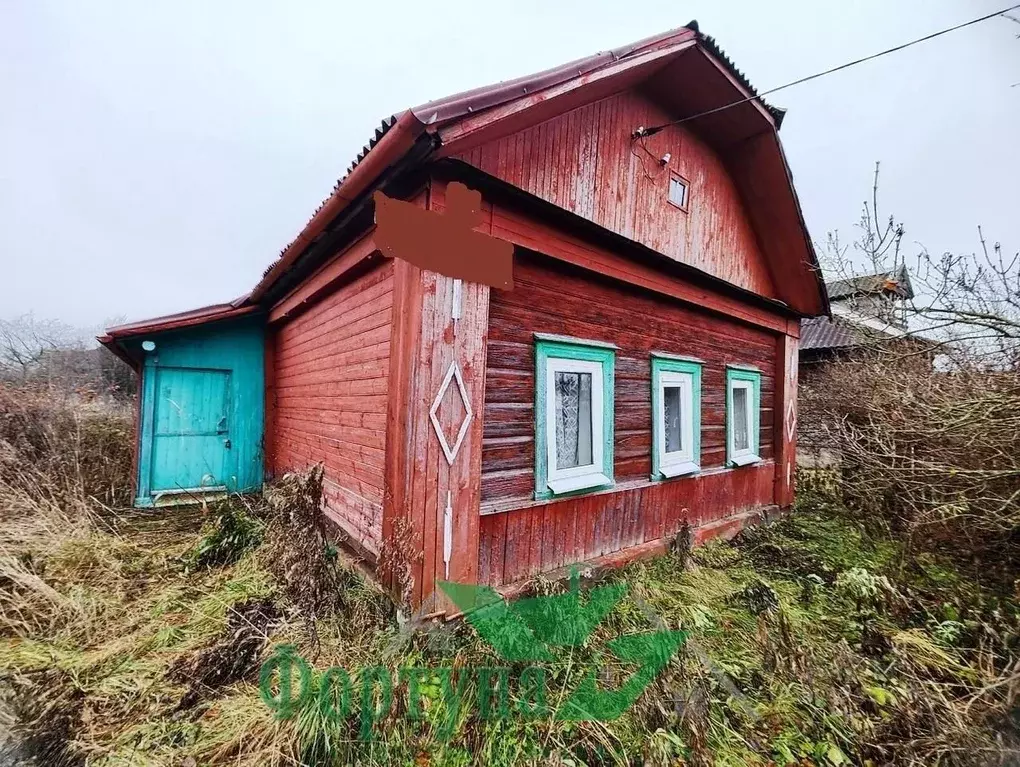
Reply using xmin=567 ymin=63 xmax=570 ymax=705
xmin=1 ymin=384 xmax=1018 ymax=766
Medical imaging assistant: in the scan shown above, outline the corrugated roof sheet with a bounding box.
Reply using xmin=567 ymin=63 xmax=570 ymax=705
xmin=259 ymin=21 xmax=783 ymax=284
xmin=695 ymin=27 xmax=786 ymax=127
xmin=800 ymin=316 xmax=863 ymax=351
xmin=260 ymin=115 xmax=398 ymax=280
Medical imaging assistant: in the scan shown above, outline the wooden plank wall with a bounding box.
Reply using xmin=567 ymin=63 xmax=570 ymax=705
xmin=270 ymin=260 xmax=394 ymax=558
xmin=454 ymin=88 xmax=776 ymax=299
xmin=392 ymin=182 xmax=492 ymax=612
xmin=480 ymin=464 xmax=776 ymax=587
xmin=479 ymin=252 xmax=781 ymax=586
xmin=773 ymin=332 xmax=800 ymax=507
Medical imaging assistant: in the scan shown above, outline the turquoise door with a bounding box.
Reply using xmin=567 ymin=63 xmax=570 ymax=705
xmin=149 ymin=367 xmax=234 ymax=493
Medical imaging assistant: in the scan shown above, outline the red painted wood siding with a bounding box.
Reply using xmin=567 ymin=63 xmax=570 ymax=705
xmin=454 ymin=89 xmax=776 ymax=298
xmin=480 ymin=464 xmax=776 ymax=587
xmin=271 ymin=260 xmax=394 ymax=557
xmin=479 ymin=253 xmax=780 ymax=586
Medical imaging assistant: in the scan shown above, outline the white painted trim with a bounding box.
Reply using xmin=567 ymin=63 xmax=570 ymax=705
xmin=657 ymin=460 xmax=700 ymax=479
xmin=545 ymin=356 xmax=605 ymax=491
xmin=655 ymin=370 xmax=696 ymax=470
xmin=451 ymin=278 xmax=463 ymax=334
xmin=429 ymin=361 xmax=474 ymax=465
xmin=533 ymin=332 xmax=619 ymax=350
xmin=548 ymin=472 xmax=612 ymax=495
xmin=730 ymin=453 xmax=761 ymax=467
xmin=726 ymin=363 xmax=761 ymax=372
xmin=727 ymin=378 xmax=757 ymax=463
xmin=443 ymin=491 xmax=453 ymax=579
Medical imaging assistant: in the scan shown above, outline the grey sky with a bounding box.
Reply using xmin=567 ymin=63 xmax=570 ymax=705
xmin=1 ymin=0 xmax=1017 ymax=328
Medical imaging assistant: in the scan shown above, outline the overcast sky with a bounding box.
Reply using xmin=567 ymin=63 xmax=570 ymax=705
xmin=1 ymin=0 xmax=1017 ymax=329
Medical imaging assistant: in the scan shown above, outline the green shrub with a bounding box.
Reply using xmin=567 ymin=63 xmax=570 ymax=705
xmin=183 ymin=499 xmax=265 ymax=571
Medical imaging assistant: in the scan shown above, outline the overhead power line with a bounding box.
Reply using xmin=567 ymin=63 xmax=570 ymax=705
xmin=635 ymin=4 xmax=1020 ymax=136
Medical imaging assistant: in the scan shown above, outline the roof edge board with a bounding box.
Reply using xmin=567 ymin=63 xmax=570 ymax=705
xmin=249 ymin=110 xmax=429 ymax=302
xmin=432 ymin=40 xmax=698 ymax=149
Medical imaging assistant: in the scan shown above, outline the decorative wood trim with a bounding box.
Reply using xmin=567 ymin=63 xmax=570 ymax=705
xmin=533 ymin=332 xmax=619 ymax=349
xmin=726 ymin=363 xmax=761 ymax=372
xmin=479 ymin=460 xmax=776 ymax=516
xmin=651 ymin=351 xmax=705 ymax=364
xmin=382 ymin=256 xmax=424 ymax=595
xmin=428 ymin=361 xmax=473 ymax=465
xmin=773 ymin=333 xmax=799 ymax=507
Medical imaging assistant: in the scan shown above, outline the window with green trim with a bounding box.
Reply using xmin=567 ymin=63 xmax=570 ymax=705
xmin=726 ymin=366 xmax=761 ymax=466
xmin=651 ymin=354 xmax=702 ymax=479
xmin=534 ymin=334 xmax=615 ymax=499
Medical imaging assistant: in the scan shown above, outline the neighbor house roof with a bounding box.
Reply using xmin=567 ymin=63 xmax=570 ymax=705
xmin=104 ymin=21 xmax=828 ymax=348
xmin=826 ymin=264 xmax=914 ymax=302
xmin=801 ymin=315 xmax=867 ymax=352
xmin=802 ymin=268 xmax=926 ymax=355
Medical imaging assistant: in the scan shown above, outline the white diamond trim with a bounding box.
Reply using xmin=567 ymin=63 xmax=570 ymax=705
xmin=429 ymin=361 xmax=474 ymax=465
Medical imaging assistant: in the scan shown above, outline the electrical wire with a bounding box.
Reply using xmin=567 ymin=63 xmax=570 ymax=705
xmin=634 ymin=4 xmax=1020 ymax=136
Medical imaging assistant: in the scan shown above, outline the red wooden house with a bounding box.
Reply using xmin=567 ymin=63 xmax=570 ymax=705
xmin=101 ymin=22 xmax=828 ymax=612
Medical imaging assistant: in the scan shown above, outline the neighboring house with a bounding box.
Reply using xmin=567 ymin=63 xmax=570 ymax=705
xmin=100 ymin=22 xmax=827 ymax=611
xmin=801 ymin=266 xmax=915 ymax=364
xmin=799 ymin=267 xmax=924 ymax=467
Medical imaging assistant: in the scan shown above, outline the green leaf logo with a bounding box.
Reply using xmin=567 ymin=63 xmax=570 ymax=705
xmin=439 ymin=574 xmax=687 ymax=721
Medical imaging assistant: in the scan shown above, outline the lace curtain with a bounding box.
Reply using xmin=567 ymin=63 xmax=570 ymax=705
xmin=554 ymin=372 xmax=593 ymax=469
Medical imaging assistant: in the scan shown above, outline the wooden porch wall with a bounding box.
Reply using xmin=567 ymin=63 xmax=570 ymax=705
xmin=270 ymin=259 xmax=394 ymax=558
xmin=478 ymin=252 xmax=783 ymax=587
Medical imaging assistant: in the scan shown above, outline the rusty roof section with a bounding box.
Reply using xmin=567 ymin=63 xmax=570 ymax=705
xmin=826 ymin=265 xmax=915 ymax=302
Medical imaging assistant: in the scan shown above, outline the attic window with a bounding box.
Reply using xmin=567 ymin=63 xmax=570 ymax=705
xmin=668 ymin=173 xmax=689 ymax=211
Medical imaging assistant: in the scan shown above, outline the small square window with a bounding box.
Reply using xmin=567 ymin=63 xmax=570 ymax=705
xmin=535 ymin=334 xmax=616 ymax=499
xmin=668 ymin=173 xmax=689 ymax=210
xmin=651 ymin=355 xmax=702 ymax=479
xmin=726 ymin=367 xmax=761 ymax=467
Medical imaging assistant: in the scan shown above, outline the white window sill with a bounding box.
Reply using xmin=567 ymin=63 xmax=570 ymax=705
xmin=658 ymin=460 xmax=700 ymax=479
xmin=547 ymin=472 xmax=613 ymax=495
xmin=729 ymin=453 xmax=761 ymax=467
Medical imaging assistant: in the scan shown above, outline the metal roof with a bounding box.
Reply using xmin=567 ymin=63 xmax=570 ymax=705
xmin=800 ymin=315 xmax=864 ymax=352
xmin=258 ymin=21 xmax=784 ymax=283
xmin=108 ymin=21 xmax=824 ymax=341
xmin=826 ymin=265 xmax=914 ymax=301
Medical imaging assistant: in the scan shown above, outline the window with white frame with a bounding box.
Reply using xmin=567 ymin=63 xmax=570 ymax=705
xmin=726 ymin=366 xmax=761 ymax=466
xmin=651 ymin=354 xmax=702 ymax=479
xmin=534 ymin=334 xmax=615 ymax=499
xmin=667 ymin=173 xmax=689 ymax=210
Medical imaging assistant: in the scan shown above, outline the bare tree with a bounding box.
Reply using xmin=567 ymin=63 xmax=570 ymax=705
xmin=805 ymin=163 xmax=1020 ymax=549
xmin=0 ymin=314 xmax=81 ymax=381
xmin=819 ymin=162 xmax=1020 ymax=368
